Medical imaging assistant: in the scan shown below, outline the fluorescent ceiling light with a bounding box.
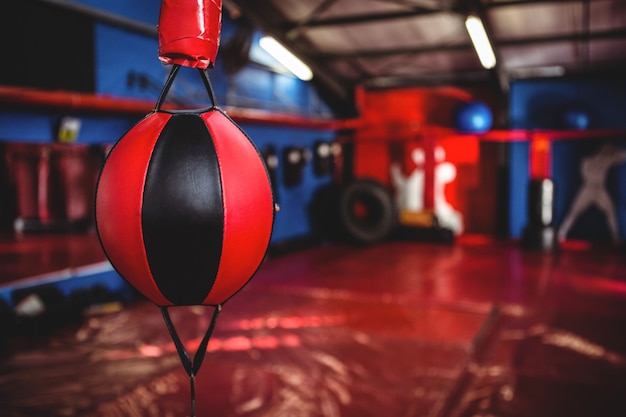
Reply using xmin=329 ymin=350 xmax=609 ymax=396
xmin=465 ymin=15 xmax=497 ymax=70
xmin=259 ymin=36 xmax=313 ymax=81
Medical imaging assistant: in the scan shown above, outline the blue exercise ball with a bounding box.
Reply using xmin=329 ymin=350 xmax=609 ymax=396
xmin=455 ymin=101 xmax=493 ymax=133
xmin=562 ymin=108 xmax=590 ymax=130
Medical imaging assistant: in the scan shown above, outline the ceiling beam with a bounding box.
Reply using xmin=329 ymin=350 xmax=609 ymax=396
xmin=364 ymin=55 xmax=626 ymax=90
xmin=224 ymin=0 xmax=351 ymax=104
xmin=282 ymin=9 xmax=452 ymax=32
xmin=280 ymin=0 xmax=464 ymax=31
xmin=311 ymin=28 xmax=626 ymax=60
xmin=312 ymin=42 xmax=472 ymax=60
xmin=286 ymin=0 xmax=340 ymax=40
xmin=487 ymin=0 xmax=583 ymax=8
xmin=363 ymin=69 xmax=494 ymax=89
xmin=280 ymin=0 xmax=577 ymax=32
xmin=499 ymin=27 xmax=626 ymax=47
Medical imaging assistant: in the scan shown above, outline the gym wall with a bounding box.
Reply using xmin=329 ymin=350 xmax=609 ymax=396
xmin=0 ymin=0 xmax=337 ymax=244
xmin=508 ymin=76 xmax=626 ymax=241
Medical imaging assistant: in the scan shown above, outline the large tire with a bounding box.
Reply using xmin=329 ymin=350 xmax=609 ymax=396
xmin=339 ymin=179 xmax=396 ymax=244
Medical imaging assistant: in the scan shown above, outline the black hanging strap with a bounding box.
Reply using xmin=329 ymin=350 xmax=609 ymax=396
xmin=160 ymin=305 xmax=222 ymax=417
xmin=198 ymin=68 xmax=217 ymax=109
xmin=161 ymin=304 xmax=222 ymax=377
xmin=155 ymin=64 xmax=181 ymax=111
xmin=191 ymin=304 xmax=221 ymax=375
xmin=155 ymin=64 xmax=218 ymax=111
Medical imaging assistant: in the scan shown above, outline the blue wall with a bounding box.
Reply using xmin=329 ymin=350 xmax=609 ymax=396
xmin=508 ymin=141 xmax=530 ymax=238
xmin=508 ymin=76 xmax=626 ymax=241
xmin=244 ymin=125 xmax=336 ymax=242
xmin=0 ymin=0 xmax=336 ymax=245
xmin=509 ymin=77 xmax=626 ymax=131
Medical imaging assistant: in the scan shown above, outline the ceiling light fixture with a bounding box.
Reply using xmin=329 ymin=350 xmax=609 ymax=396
xmin=259 ymin=36 xmax=313 ymax=81
xmin=465 ymin=15 xmax=496 ymax=70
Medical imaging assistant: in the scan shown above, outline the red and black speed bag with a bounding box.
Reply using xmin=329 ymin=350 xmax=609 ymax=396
xmin=95 ymin=108 xmax=274 ymax=307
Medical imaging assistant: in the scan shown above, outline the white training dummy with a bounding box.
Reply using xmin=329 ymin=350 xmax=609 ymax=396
xmin=433 ymin=147 xmax=463 ymax=235
xmin=390 ymin=148 xmax=425 ymax=213
xmin=390 ymin=147 xmax=463 ymax=235
xmin=558 ymin=143 xmax=626 ymax=243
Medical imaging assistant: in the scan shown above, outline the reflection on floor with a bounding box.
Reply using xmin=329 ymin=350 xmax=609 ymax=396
xmin=1 ymin=234 xmax=626 ymax=416
xmin=0 ymin=232 xmax=106 ymax=284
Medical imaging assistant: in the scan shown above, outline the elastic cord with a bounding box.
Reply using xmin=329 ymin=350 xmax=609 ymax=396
xmin=161 ymin=305 xmax=222 ymax=417
xmin=154 ymin=65 xmax=218 ymax=111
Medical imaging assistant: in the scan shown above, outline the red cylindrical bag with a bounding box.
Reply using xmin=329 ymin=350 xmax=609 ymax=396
xmin=158 ymin=0 xmax=222 ymax=69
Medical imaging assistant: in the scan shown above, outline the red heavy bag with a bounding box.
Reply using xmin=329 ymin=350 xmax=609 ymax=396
xmin=95 ymin=66 xmax=274 ymax=307
xmin=158 ymin=0 xmax=222 ymax=69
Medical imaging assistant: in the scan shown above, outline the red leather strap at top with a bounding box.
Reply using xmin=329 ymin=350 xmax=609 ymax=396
xmin=158 ymin=0 xmax=222 ymax=69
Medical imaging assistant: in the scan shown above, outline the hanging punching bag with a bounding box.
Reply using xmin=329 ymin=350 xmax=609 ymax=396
xmin=96 ymin=0 xmax=274 ymax=308
xmin=94 ymin=2 xmax=274 ymax=415
xmin=95 ymin=66 xmax=274 ymax=307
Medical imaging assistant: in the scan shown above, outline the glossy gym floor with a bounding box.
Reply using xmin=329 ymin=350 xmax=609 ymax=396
xmin=1 ymin=233 xmax=626 ymax=417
